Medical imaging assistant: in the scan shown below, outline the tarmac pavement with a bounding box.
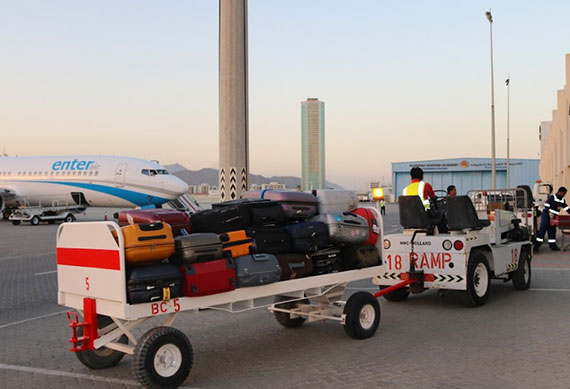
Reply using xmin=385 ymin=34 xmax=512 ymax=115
xmin=0 ymin=203 xmax=569 ymax=388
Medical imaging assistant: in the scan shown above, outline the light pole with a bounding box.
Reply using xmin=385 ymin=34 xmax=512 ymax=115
xmin=486 ymin=10 xmax=496 ymax=190
xmin=506 ymin=75 xmax=510 ymax=188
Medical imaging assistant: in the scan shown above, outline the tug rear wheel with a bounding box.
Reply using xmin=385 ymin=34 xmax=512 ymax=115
xmin=466 ymin=253 xmax=490 ymax=307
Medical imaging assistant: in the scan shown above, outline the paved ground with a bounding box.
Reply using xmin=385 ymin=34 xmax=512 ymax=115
xmin=0 ymin=204 xmax=569 ymax=388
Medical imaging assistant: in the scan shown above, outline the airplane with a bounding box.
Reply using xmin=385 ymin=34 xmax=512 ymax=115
xmin=0 ymin=155 xmax=189 ymax=219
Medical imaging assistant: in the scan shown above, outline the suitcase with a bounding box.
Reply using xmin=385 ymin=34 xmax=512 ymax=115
xmin=235 ymin=253 xmax=281 ymax=287
xmin=219 ymin=230 xmax=254 ymax=258
xmin=341 ymin=244 xmax=381 ymax=270
xmin=127 ymin=263 xmax=182 ymax=304
xmin=212 ymin=199 xmax=285 ymax=226
xmin=285 ymin=221 xmax=329 ymax=253
xmin=310 ymin=247 xmax=343 ymax=275
xmin=352 ymin=208 xmax=380 ymax=245
xmin=312 ymin=189 xmax=358 ymax=214
xmin=122 ymin=222 xmax=175 ymax=265
xmin=310 ymin=212 xmax=369 ymax=245
xmin=247 ymin=226 xmax=291 ymax=254
xmin=170 ymin=233 xmax=223 ymax=264
xmin=244 ymin=190 xmax=318 ymax=221
xmin=117 ymin=209 xmax=191 ymax=237
xmin=190 ymin=206 xmax=250 ymax=233
xmin=179 ymin=258 xmax=236 ymax=297
xmin=275 ymin=253 xmax=313 ymax=280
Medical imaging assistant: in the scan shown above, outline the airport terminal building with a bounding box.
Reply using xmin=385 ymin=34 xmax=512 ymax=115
xmin=392 ymin=158 xmax=539 ymax=198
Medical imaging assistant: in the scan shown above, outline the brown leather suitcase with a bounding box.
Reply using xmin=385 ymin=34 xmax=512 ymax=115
xmin=121 ymin=222 xmax=175 ymax=265
xmin=275 ymin=253 xmax=313 ymax=280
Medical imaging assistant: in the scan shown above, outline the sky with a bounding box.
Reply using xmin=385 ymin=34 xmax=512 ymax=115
xmin=1 ymin=1 xmax=569 ymax=189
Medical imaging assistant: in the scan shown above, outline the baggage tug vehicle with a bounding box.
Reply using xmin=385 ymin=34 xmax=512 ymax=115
xmin=374 ymin=191 xmax=532 ymax=306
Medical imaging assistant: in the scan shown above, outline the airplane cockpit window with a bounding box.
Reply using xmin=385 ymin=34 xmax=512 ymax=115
xmin=141 ymin=169 xmax=150 ymax=176
xmin=149 ymin=169 xmax=158 ymax=176
xmin=157 ymin=169 xmax=169 ymax=175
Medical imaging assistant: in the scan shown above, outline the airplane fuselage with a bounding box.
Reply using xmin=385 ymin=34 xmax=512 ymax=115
xmin=0 ymin=155 xmax=189 ymax=209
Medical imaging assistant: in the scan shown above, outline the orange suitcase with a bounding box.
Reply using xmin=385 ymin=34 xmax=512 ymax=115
xmin=218 ymin=230 xmax=254 ymax=259
xmin=121 ymin=222 xmax=175 ymax=265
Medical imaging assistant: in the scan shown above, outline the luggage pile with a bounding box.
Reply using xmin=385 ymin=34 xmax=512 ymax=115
xmin=116 ymin=189 xmax=381 ymax=305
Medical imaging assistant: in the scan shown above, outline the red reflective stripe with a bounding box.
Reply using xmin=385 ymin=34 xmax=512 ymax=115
xmin=57 ymin=247 xmax=121 ymax=270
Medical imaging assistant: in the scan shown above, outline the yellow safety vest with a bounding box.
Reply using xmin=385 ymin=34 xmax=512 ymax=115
xmin=403 ymin=181 xmax=430 ymax=209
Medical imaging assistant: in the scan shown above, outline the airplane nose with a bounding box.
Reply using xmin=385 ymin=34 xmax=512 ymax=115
xmin=175 ymin=178 xmax=189 ymax=195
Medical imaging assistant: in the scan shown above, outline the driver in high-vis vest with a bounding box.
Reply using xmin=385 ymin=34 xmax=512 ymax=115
xmin=402 ymin=167 xmax=436 ymax=209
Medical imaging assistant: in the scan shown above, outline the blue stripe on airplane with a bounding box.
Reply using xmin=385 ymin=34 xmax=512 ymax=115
xmin=38 ymin=181 xmax=169 ymax=206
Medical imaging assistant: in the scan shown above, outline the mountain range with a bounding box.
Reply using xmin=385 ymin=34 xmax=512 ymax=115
xmin=165 ymin=164 xmax=342 ymax=190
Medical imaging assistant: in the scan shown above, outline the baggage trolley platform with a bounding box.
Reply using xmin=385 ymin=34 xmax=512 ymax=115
xmin=57 ymin=218 xmax=385 ymax=388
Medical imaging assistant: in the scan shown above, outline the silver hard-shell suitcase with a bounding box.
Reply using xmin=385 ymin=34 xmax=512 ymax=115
xmin=310 ymin=212 xmax=369 ymax=245
xmin=312 ymin=189 xmax=358 ymax=214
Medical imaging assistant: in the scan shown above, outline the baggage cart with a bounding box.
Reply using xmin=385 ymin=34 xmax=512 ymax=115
xmin=57 ymin=207 xmax=387 ymax=388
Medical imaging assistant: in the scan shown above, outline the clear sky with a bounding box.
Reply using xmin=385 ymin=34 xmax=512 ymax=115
xmin=1 ymin=1 xmax=569 ymax=189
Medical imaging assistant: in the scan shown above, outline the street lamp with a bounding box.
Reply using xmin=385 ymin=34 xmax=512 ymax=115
xmin=486 ymin=10 xmax=496 ymax=190
xmin=506 ymin=75 xmax=510 ymax=188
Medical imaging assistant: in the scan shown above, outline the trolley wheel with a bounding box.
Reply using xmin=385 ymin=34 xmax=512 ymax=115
xmin=11 ymin=220 xmax=21 ymax=225
xmin=466 ymin=253 xmax=490 ymax=307
xmin=273 ymin=296 xmax=308 ymax=328
xmin=132 ymin=326 xmax=193 ymax=389
xmin=512 ymin=248 xmax=531 ymax=290
xmin=31 ymin=216 xmax=41 ymax=225
xmin=64 ymin=214 xmax=76 ymax=223
xmin=379 ymin=286 xmax=410 ymax=302
xmin=343 ymin=292 xmax=380 ymax=339
xmin=75 ymin=315 xmax=128 ymax=370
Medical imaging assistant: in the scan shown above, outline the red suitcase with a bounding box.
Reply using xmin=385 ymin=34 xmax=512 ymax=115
xmin=352 ymin=208 xmax=379 ymax=245
xmin=179 ymin=258 xmax=236 ymax=297
xmin=117 ymin=209 xmax=191 ymax=237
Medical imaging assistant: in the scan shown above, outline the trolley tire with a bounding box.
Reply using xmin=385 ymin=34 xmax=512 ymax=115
xmin=132 ymin=326 xmax=193 ymax=389
xmin=31 ymin=216 xmax=41 ymax=225
xmin=64 ymin=214 xmax=76 ymax=223
xmin=343 ymin=292 xmax=380 ymax=339
xmin=75 ymin=315 xmax=128 ymax=370
xmin=466 ymin=253 xmax=490 ymax=307
xmin=379 ymin=286 xmax=410 ymax=302
xmin=273 ymin=296 xmax=307 ymax=328
xmin=11 ymin=220 xmax=21 ymax=225
xmin=512 ymin=248 xmax=531 ymax=290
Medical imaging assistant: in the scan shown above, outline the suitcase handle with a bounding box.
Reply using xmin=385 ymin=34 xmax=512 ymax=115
xmin=252 ymin=254 xmax=268 ymax=262
xmin=139 ymin=222 xmax=164 ymax=231
xmin=138 ymin=234 xmax=167 ymax=241
xmin=289 ymin=262 xmax=305 ymax=269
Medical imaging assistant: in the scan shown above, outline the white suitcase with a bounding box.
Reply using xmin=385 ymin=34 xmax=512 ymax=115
xmin=313 ymin=189 xmax=358 ymax=214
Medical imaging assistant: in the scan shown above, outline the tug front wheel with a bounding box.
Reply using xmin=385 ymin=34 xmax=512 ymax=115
xmin=343 ymin=292 xmax=380 ymax=339
xmin=512 ymin=248 xmax=531 ymax=290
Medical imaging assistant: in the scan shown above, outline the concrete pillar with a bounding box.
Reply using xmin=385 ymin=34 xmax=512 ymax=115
xmin=219 ymin=0 xmax=249 ymax=201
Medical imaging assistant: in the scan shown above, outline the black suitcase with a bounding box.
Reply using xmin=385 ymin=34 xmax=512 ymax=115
xmin=340 ymin=244 xmax=381 ymax=270
xmin=235 ymin=253 xmax=281 ymax=287
xmin=275 ymin=253 xmax=313 ymax=280
xmin=310 ymin=247 xmax=343 ymax=275
xmin=247 ymin=226 xmax=291 ymax=254
xmin=190 ymin=206 xmax=250 ymax=233
xmin=170 ymin=233 xmax=223 ymax=264
xmin=213 ymin=199 xmax=284 ymax=226
xmin=285 ymin=221 xmax=329 ymax=253
xmin=126 ymin=263 xmax=182 ymax=304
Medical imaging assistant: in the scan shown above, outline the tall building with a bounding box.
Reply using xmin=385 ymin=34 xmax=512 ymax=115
xmin=301 ymin=98 xmax=325 ymax=191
